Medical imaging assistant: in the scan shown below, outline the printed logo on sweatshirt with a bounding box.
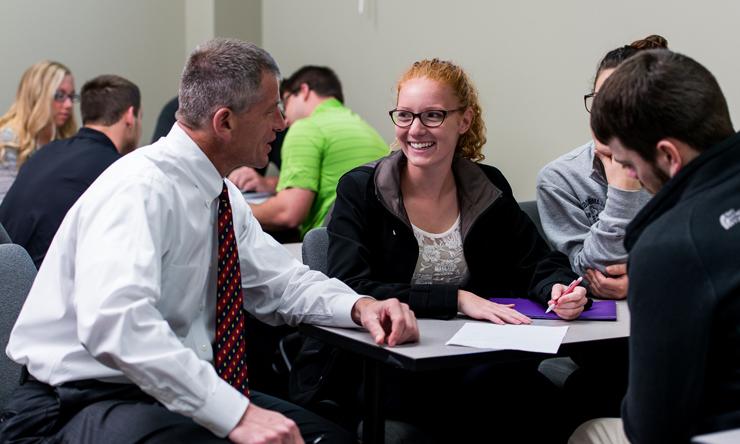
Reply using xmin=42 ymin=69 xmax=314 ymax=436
xmin=719 ymin=208 xmax=740 ymax=230
xmin=581 ymin=197 xmax=605 ymax=225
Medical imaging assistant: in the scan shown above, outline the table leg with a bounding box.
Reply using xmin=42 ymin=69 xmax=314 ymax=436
xmin=362 ymin=358 xmax=384 ymax=443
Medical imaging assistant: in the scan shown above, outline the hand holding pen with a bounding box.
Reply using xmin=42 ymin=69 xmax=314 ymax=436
xmin=545 ymin=277 xmax=587 ymax=320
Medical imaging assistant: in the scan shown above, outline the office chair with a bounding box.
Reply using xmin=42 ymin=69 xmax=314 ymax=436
xmin=0 ymin=244 xmax=37 ymax=404
xmin=519 ymin=200 xmax=551 ymax=249
xmin=0 ymin=222 xmax=12 ymax=244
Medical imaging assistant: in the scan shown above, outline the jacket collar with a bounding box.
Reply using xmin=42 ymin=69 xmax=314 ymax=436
xmin=625 ymin=131 xmax=740 ymax=250
xmin=311 ymin=97 xmax=343 ymax=116
xmin=373 ymin=150 xmax=502 ymax=239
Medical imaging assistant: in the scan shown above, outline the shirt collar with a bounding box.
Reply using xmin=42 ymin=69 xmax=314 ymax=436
xmin=310 ymin=97 xmax=343 ymax=116
xmin=164 ymin=123 xmax=224 ymax=201
xmin=76 ymin=127 xmax=118 ymax=153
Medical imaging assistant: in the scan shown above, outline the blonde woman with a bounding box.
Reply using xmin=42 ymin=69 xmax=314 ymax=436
xmin=0 ymin=60 xmax=77 ymax=198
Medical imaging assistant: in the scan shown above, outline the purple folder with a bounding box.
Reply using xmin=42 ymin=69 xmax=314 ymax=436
xmin=488 ymin=298 xmax=617 ymax=321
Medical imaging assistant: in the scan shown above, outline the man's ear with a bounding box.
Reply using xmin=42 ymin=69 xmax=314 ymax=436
xmin=299 ymin=83 xmax=311 ymax=100
xmin=211 ymin=107 xmax=233 ymax=140
xmin=123 ymin=106 xmax=136 ymax=127
xmin=655 ymin=139 xmax=683 ymax=177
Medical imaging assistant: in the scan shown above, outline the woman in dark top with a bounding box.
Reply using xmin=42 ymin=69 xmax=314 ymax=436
xmin=293 ymin=59 xmax=587 ymax=442
xmin=328 ymin=58 xmax=586 ymax=320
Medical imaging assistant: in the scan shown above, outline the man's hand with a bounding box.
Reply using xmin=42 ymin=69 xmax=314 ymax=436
xmin=548 ymin=283 xmax=588 ymax=320
xmin=596 ymin=152 xmax=641 ymax=191
xmin=228 ymin=403 xmax=303 ymax=444
xmin=457 ymin=290 xmax=531 ymax=325
xmin=585 ymin=264 xmax=629 ymax=299
xmin=351 ymin=297 xmax=419 ymax=346
xmin=228 ymin=166 xmax=278 ymax=193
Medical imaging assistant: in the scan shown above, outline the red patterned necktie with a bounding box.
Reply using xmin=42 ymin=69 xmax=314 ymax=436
xmin=215 ymin=182 xmax=249 ymax=396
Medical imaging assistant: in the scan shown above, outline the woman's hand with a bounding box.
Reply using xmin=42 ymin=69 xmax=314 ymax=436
xmin=457 ymin=290 xmax=532 ymax=325
xmin=548 ymin=284 xmax=588 ymax=320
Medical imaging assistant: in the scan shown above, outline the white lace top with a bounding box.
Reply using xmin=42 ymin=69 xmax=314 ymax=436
xmin=410 ymin=214 xmax=469 ymax=285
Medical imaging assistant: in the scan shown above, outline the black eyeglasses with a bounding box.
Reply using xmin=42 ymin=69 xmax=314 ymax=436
xmin=53 ymin=91 xmax=80 ymax=103
xmin=388 ymin=108 xmax=464 ymax=128
xmin=584 ymin=92 xmax=596 ymax=113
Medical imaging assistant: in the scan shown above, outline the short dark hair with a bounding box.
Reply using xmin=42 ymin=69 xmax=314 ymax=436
xmin=591 ymin=50 xmax=734 ymax=161
xmin=281 ymin=66 xmax=343 ymax=104
xmin=178 ymin=38 xmax=280 ymax=129
xmin=81 ymin=75 xmax=141 ymax=126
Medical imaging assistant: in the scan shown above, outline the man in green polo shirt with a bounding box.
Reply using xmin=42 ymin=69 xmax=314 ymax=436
xmin=250 ymin=66 xmax=388 ymax=238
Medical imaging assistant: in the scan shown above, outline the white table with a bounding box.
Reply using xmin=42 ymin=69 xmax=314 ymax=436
xmin=693 ymin=428 xmax=740 ymax=444
xmin=302 ymin=300 xmax=630 ymax=443
xmin=242 ymin=191 xmax=274 ymax=205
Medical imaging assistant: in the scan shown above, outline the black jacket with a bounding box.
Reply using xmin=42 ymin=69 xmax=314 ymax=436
xmin=290 ymin=152 xmax=578 ymax=406
xmin=0 ymin=128 xmax=120 ymax=267
xmin=621 ymin=132 xmax=740 ymax=443
xmin=327 ymin=150 xmax=577 ymax=317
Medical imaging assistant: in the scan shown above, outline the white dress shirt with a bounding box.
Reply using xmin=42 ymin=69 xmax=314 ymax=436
xmin=7 ymin=124 xmax=361 ymax=437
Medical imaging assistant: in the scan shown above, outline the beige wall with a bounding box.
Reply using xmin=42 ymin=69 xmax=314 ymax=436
xmin=0 ymin=0 xmax=263 ymax=146
xmin=0 ymin=0 xmax=186 ymax=146
xmin=215 ymin=0 xmax=261 ymax=45
xmin=185 ymin=0 xmax=214 ymax=58
xmin=263 ymin=0 xmax=740 ymax=200
xmin=1 ymin=0 xmax=737 ymax=191
xmin=186 ymin=0 xmax=261 ymax=57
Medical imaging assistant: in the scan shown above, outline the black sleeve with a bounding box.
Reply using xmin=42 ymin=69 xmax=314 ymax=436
xmin=622 ymin=234 xmax=714 ymax=443
xmin=327 ymin=170 xmax=458 ymax=319
xmin=487 ymin=167 xmax=578 ymax=306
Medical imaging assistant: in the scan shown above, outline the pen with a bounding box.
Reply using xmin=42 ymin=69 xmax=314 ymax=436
xmin=545 ymin=276 xmax=583 ymax=314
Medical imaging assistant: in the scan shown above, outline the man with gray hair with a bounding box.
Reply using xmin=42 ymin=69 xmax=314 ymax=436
xmin=1 ymin=38 xmax=418 ymax=443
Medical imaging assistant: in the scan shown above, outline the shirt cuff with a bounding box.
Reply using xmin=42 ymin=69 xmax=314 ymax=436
xmin=605 ymin=185 xmax=645 ymax=217
xmin=192 ymin=377 xmax=250 ymax=437
xmin=328 ymin=279 xmax=365 ymax=327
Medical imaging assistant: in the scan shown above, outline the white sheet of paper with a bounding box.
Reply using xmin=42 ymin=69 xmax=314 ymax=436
xmin=446 ymin=323 xmax=569 ymax=354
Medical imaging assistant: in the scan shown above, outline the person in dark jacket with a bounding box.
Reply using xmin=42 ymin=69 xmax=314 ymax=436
xmin=0 ymin=74 xmax=141 ymax=268
xmin=331 ymin=58 xmax=586 ymax=322
xmin=569 ymin=50 xmax=740 ymax=444
xmin=293 ymin=58 xmax=588 ymax=442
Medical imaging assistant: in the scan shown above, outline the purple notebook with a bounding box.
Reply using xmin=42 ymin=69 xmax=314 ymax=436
xmin=489 ymin=298 xmax=617 ymax=321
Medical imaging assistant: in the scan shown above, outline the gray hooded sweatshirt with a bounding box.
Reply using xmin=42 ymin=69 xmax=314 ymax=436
xmin=536 ymin=141 xmax=651 ymax=275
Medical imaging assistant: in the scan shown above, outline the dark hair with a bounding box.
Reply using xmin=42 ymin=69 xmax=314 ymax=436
xmin=81 ymin=75 xmax=141 ymax=126
xmin=281 ymin=66 xmax=344 ymax=104
xmin=178 ymin=38 xmax=280 ymax=129
xmin=591 ymin=50 xmax=734 ymax=160
xmin=594 ymin=35 xmax=668 ymax=88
